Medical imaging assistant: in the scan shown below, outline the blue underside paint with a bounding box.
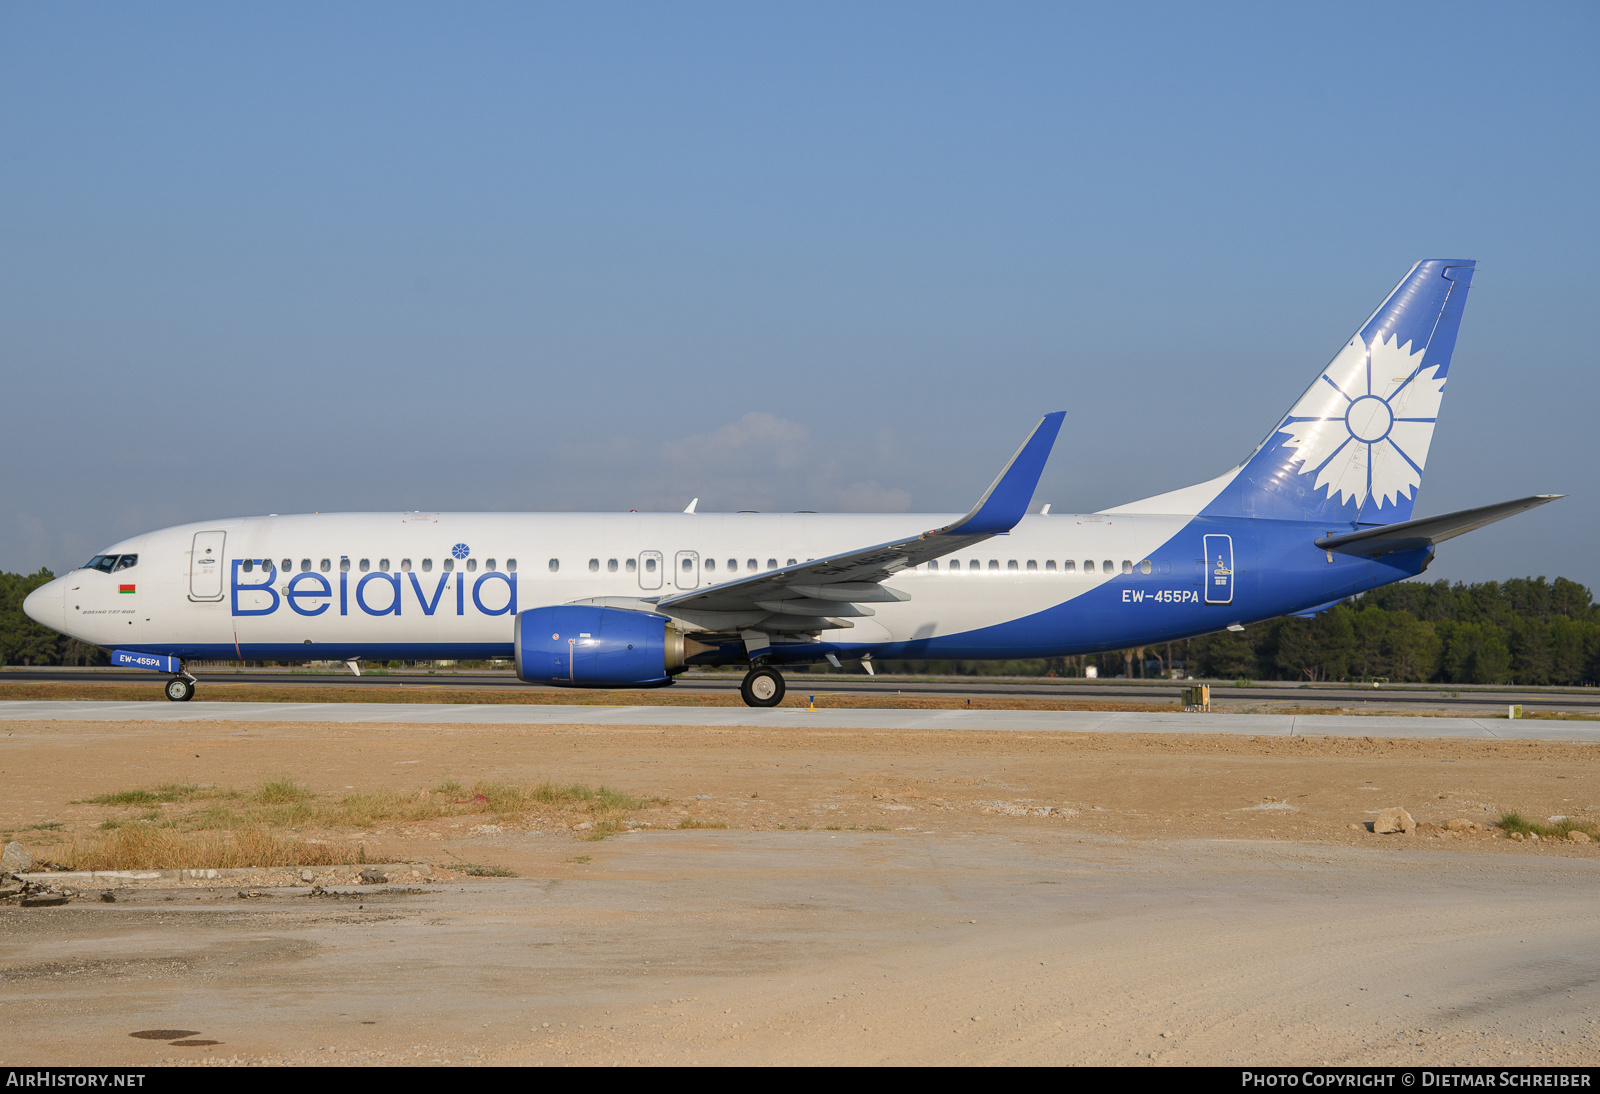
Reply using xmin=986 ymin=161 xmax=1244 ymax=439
xmin=117 ymin=642 xmax=516 ymax=662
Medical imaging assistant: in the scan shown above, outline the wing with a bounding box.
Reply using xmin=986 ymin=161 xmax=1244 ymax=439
xmin=656 ymin=412 xmax=1065 ymax=634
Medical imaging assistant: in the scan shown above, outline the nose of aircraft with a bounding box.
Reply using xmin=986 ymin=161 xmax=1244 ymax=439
xmin=23 ymin=577 xmax=65 ymax=631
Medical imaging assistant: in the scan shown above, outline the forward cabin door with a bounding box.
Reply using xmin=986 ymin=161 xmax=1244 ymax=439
xmin=189 ymin=531 xmax=226 ymax=602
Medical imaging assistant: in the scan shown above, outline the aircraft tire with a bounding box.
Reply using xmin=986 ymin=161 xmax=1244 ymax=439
xmin=165 ymin=677 xmax=195 ymax=702
xmin=740 ymin=667 xmax=785 ymax=708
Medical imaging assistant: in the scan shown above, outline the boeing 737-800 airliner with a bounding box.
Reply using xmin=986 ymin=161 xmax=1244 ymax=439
xmin=23 ymin=260 xmax=1559 ymax=705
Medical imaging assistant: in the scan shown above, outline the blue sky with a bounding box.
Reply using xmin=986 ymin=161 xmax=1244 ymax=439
xmin=3 ymin=2 xmax=1596 ymax=590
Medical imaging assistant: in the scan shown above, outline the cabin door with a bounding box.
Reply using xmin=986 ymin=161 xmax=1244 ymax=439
xmin=1203 ymin=534 xmax=1234 ymax=605
xmin=189 ymin=531 xmax=226 ymax=602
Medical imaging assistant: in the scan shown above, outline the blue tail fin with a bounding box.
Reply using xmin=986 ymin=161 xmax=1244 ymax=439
xmin=1206 ymin=260 xmax=1475 ymax=526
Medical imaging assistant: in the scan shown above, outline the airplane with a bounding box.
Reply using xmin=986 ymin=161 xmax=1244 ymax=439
xmin=24 ymin=259 xmax=1560 ymax=706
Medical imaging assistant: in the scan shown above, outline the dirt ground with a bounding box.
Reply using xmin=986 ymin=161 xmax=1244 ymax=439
xmin=3 ymin=716 xmax=1600 ymax=1066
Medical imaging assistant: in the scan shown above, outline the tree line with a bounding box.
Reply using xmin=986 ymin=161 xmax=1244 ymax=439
xmin=0 ymin=569 xmax=108 ymax=667
xmin=3 ymin=567 xmax=1598 ymax=685
xmin=846 ymin=576 xmax=1600 ymax=685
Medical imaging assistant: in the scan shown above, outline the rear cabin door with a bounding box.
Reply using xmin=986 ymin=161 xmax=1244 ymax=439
xmin=189 ymin=531 xmax=226 ymax=601
xmin=1203 ymin=534 xmax=1234 ymax=605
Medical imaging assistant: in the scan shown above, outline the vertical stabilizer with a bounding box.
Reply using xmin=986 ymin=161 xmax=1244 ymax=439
xmin=1203 ymin=260 xmax=1475 ymax=526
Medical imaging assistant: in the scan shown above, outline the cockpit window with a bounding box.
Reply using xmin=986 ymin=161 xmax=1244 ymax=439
xmin=84 ymin=555 xmax=135 ymax=573
xmin=111 ymin=554 xmax=137 ymax=571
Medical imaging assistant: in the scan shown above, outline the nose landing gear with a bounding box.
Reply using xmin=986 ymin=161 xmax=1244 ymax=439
xmin=739 ymin=666 xmax=785 ymax=707
xmin=164 ymin=675 xmax=196 ymax=702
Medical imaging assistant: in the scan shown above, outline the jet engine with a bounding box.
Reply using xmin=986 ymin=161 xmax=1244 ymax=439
xmin=514 ymin=605 xmax=692 ymax=687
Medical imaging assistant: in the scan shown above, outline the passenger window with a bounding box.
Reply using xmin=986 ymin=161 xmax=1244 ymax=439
xmin=589 ymin=559 xmax=600 ymax=572
xmin=1121 ymin=560 xmax=1132 ymax=574
xmin=297 ymin=559 xmax=309 ymax=572
xmin=767 ymin=559 xmax=777 ymax=569
xmin=380 ymin=558 xmax=390 ymax=571
xmin=747 ymin=559 xmax=757 ymax=571
xmin=607 ymin=559 xmax=618 ymax=572
xmin=401 ymin=559 xmax=412 ymax=572
xmin=1045 ymin=560 xmax=1057 ymax=572
xmin=1140 ymin=560 xmax=1152 ymax=575
xmin=360 ymin=559 xmax=370 ymax=572
xmin=1063 ymin=560 xmax=1075 ymax=572
xmin=1083 ymin=560 xmax=1093 ymax=573
xmin=627 ymin=559 xmax=637 ymax=572
xmin=787 ymin=558 xmax=796 ymax=567
xmin=422 ymin=559 xmax=432 ymax=572
xmin=281 ymin=559 xmax=291 ymax=573
xmin=1007 ymin=560 xmax=1019 ymax=571
xmin=320 ymin=559 xmax=331 ymax=573
xmin=486 ymin=559 xmax=497 ymax=572
xmin=1026 ymin=560 xmax=1037 ymax=571
xmin=1102 ymin=560 xmax=1113 ymax=573
xmin=242 ymin=560 xmax=254 ymax=573
xmin=466 ymin=559 xmax=477 ymax=572
xmin=988 ymin=560 xmax=999 ymax=571
xmin=969 ymin=560 xmax=980 ymax=571
xmin=545 ymin=559 xmax=556 ymax=572
xmin=340 ymin=559 xmax=351 ymax=572
xmin=507 ymin=559 xmax=516 ymax=572
xmin=726 ymin=559 xmax=737 ymax=571
xmin=443 ymin=559 xmax=453 ymax=572
xmin=682 ymin=558 xmax=693 ymax=572
xmin=645 ymin=558 xmax=656 ymax=573
xmin=705 ymin=559 xmax=716 ymax=572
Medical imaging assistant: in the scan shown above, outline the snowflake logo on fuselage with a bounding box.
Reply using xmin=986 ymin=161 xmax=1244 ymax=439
xmin=1277 ymin=331 xmax=1445 ymax=510
xmin=452 ymin=543 xmax=471 ymax=559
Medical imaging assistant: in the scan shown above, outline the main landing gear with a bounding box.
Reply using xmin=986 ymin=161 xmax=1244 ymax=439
xmin=740 ymin=666 xmax=785 ymax=708
xmin=164 ymin=675 xmax=196 ymax=702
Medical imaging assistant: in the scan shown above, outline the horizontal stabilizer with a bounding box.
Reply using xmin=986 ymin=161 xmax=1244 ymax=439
xmin=1315 ymin=495 xmax=1563 ymax=557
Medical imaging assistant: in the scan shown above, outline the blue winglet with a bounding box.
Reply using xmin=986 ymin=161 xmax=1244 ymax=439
xmin=942 ymin=412 xmax=1065 ymax=536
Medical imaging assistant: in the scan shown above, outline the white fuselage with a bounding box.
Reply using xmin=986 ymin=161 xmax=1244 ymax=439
xmin=33 ymin=510 xmax=1203 ymax=659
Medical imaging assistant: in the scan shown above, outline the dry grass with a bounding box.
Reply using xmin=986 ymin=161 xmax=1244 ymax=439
xmin=80 ymin=782 xmax=240 ymax=807
xmin=67 ymin=825 xmax=363 ymax=870
xmin=677 ymin=816 xmax=728 ymax=829
xmin=91 ymin=777 xmax=659 ymax=834
xmin=70 ymin=777 xmax=665 ymax=868
xmin=1498 ymin=810 xmax=1600 ymax=840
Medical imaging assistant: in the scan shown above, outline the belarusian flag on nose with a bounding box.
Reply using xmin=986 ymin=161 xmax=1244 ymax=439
xmin=119 ymin=584 xmax=135 ymax=594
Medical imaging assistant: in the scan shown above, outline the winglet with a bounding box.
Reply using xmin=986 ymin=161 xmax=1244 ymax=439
xmin=939 ymin=412 xmax=1065 ymax=536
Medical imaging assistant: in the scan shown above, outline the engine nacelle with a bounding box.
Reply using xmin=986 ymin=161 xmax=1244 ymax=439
xmin=514 ymin=605 xmax=687 ymax=687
